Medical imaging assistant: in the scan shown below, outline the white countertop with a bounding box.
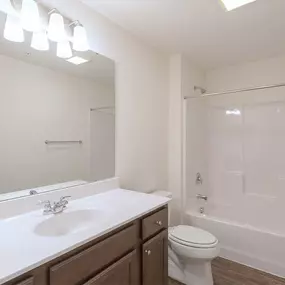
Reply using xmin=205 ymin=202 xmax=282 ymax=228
xmin=0 ymin=189 xmax=170 ymax=284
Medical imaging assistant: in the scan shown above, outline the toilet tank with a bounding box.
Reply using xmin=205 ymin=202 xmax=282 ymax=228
xmin=151 ymin=190 xmax=172 ymax=225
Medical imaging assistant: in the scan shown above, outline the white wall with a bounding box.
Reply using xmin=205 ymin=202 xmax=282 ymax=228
xmin=168 ymin=54 xmax=204 ymax=224
xmin=168 ymin=55 xmax=183 ymax=225
xmin=41 ymin=0 xmax=169 ymax=192
xmin=0 ymin=54 xmax=114 ymax=194
xmin=206 ymin=55 xmax=285 ymax=92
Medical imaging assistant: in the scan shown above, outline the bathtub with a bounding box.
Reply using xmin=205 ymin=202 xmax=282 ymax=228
xmin=185 ymin=209 xmax=285 ymax=278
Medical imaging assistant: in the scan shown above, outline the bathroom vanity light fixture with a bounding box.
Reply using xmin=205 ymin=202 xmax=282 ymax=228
xmin=220 ymin=0 xmax=257 ymax=11
xmin=57 ymin=41 xmax=72 ymax=58
xmin=66 ymin=56 xmax=89 ymax=65
xmin=31 ymin=30 xmax=49 ymax=50
xmin=0 ymin=0 xmax=18 ymax=16
xmin=2 ymin=1 xmax=90 ymax=59
xmin=47 ymin=9 xmax=65 ymax=42
xmin=73 ymin=25 xmax=89 ymax=51
xmin=4 ymin=14 xmax=24 ymax=42
xmin=69 ymin=21 xmax=89 ymax=52
xmin=21 ymin=0 xmax=40 ymax=32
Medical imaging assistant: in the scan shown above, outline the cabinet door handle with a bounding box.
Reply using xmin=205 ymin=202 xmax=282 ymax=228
xmin=155 ymin=221 xmax=162 ymax=226
xmin=144 ymin=250 xmax=151 ymax=255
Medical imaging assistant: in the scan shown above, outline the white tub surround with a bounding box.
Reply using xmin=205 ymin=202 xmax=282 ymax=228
xmin=186 ymin=211 xmax=285 ymax=278
xmin=0 ymin=188 xmax=170 ymax=284
xmin=185 ymin=69 xmax=285 ymax=279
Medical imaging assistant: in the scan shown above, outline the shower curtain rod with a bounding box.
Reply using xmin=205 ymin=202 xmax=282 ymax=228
xmin=184 ymin=83 xmax=285 ymax=99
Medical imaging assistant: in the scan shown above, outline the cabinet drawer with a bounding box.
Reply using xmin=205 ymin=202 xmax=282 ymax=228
xmin=13 ymin=277 xmax=34 ymax=285
xmin=50 ymin=223 xmax=138 ymax=285
xmin=84 ymin=250 xmax=138 ymax=285
xmin=142 ymin=208 xmax=168 ymax=240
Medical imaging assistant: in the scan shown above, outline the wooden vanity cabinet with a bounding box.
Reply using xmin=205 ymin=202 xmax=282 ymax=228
xmin=5 ymin=206 xmax=168 ymax=285
xmin=49 ymin=224 xmax=139 ymax=285
xmin=83 ymin=250 xmax=138 ymax=285
xmin=13 ymin=278 xmax=34 ymax=285
xmin=142 ymin=208 xmax=168 ymax=240
xmin=142 ymin=230 xmax=168 ymax=285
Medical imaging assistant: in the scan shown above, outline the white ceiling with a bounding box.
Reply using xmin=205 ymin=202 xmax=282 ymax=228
xmin=0 ymin=10 xmax=114 ymax=85
xmin=80 ymin=0 xmax=285 ymax=69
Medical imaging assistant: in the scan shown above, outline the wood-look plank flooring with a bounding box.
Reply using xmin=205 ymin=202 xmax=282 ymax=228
xmin=168 ymin=257 xmax=285 ymax=285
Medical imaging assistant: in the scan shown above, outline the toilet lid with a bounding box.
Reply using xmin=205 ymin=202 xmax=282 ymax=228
xmin=169 ymin=225 xmax=218 ymax=248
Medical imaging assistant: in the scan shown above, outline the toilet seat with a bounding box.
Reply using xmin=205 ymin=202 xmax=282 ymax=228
xmin=169 ymin=225 xmax=218 ymax=248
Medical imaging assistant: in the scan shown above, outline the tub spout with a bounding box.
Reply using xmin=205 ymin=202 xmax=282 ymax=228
xmin=196 ymin=194 xmax=208 ymax=201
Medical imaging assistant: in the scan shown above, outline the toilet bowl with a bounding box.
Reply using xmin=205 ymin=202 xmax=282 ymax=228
xmin=150 ymin=191 xmax=219 ymax=285
xmin=168 ymin=225 xmax=219 ymax=285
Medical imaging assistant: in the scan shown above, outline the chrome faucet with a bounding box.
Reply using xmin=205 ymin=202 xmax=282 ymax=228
xmin=38 ymin=196 xmax=71 ymax=215
xmin=196 ymin=194 xmax=208 ymax=201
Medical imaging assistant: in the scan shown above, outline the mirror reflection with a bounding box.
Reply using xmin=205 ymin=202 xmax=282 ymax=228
xmin=0 ymin=10 xmax=115 ymax=201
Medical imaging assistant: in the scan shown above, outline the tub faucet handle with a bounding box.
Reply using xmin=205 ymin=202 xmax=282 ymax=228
xmin=196 ymin=194 xmax=208 ymax=201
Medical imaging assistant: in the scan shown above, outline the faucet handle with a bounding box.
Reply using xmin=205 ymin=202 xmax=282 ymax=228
xmin=37 ymin=200 xmax=51 ymax=206
xmin=37 ymin=200 xmax=52 ymax=211
xmin=59 ymin=196 xmax=71 ymax=206
xmin=196 ymin=194 xmax=208 ymax=201
xmin=60 ymin=196 xmax=71 ymax=202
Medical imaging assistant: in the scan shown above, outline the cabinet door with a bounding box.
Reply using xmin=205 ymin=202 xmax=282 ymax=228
xmin=142 ymin=230 xmax=168 ymax=285
xmin=84 ymin=250 xmax=139 ymax=285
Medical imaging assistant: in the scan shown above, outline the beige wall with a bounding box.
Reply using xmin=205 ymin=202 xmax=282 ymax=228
xmin=0 ymin=54 xmax=114 ymax=194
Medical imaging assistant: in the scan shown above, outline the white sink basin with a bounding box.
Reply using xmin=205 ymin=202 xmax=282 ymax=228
xmin=34 ymin=209 xmax=98 ymax=237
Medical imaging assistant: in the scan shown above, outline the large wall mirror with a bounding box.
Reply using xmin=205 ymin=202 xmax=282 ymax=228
xmin=0 ymin=2 xmax=115 ymax=201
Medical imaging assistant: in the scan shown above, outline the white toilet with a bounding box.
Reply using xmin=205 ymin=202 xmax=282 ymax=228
xmin=152 ymin=191 xmax=220 ymax=285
